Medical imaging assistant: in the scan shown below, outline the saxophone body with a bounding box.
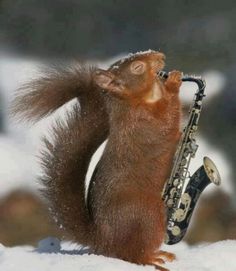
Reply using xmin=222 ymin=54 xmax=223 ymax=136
xmin=159 ymin=71 xmax=221 ymax=245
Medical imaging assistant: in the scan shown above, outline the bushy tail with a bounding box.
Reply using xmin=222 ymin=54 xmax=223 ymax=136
xmin=11 ymin=64 xmax=101 ymax=122
xmin=12 ymin=64 xmax=109 ymax=245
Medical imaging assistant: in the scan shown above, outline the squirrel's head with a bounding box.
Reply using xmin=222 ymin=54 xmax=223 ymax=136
xmin=94 ymin=50 xmax=165 ymax=103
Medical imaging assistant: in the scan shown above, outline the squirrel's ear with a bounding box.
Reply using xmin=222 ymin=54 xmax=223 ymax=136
xmin=94 ymin=69 xmax=115 ymax=90
xmin=130 ymin=61 xmax=147 ymax=75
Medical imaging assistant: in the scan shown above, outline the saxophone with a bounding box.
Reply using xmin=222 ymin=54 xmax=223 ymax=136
xmin=159 ymin=71 xmax=221 ymax=245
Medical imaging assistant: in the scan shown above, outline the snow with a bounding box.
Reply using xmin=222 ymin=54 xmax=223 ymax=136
xmin=114 ymin=49 xmax=157 ymax=65
xmin=164 ymin=240 xmax=236 ymax=271
xmin=85 ymin=140 xmax=108 ymax=199
xmin=0 ymin=135 xmax=41 ymax=198
xmin=0 ymin=238 xmax=235 ymax=271
xmin=0 ymin=240 xmax=153 ymax=271
xmin=180 ymin=70 xmax=226 ymax=103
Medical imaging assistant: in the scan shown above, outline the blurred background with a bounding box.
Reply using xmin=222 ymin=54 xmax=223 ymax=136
xmin=0 ymin=0 xmax=235 ymax=247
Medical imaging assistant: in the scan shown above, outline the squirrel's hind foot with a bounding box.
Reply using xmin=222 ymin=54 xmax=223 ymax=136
xmin=155 ymin=250 xmax=176 ymax=262
xmin=148 ymin=250 xmax=176 ymax=271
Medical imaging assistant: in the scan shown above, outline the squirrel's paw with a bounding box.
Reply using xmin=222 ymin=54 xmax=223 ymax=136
xmin=165 ymin=70 xmax=182 ymax=91
xmin=148 ymin=250 xmax=176 ymax=271
xmin=155 ymin=250 xmax=176 ymax=262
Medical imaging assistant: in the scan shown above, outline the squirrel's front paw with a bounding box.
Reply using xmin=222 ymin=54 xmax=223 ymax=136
xmin=165 ymin=70 xmax=182 ymax=92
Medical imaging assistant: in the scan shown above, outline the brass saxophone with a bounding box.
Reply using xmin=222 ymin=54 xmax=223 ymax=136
xmin=159 ymin=71 xmax=221 ymax=245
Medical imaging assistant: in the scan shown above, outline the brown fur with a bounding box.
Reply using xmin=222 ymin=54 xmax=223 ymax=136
xmin=12 ymin=52 xmax=182 ymax=270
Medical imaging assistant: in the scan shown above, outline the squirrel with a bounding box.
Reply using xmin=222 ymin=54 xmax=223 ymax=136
xmin=12 ymin=50 xmax=182 ymax=270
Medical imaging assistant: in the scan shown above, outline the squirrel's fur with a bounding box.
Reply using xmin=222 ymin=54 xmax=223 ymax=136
xmin=12 ymin=51 xmax=182 ymax=270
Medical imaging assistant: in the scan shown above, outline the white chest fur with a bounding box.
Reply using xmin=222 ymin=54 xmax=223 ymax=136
xmin=145 ymin=81 xmax=163 ymax=103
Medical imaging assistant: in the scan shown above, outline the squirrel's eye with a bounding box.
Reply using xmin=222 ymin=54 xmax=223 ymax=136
xmin=130 ymin=61 xmax=146 ymax=75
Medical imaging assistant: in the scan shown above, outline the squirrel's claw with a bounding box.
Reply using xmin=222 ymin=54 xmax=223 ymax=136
xmin=148 ymin=250 xmax=176 ymax=270
xmin=155 ymin=250 xmax=176 ymax=262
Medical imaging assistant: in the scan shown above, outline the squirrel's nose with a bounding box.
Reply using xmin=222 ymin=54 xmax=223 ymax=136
xmin=155 ymin=52 xmax=166 ymax=61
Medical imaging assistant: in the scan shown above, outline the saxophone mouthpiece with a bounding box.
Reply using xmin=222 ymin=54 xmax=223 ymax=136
xmin=158 ymin=70 xmax=169 ymax=79
xmin=158 ymin=70 xmax=205 ymax=90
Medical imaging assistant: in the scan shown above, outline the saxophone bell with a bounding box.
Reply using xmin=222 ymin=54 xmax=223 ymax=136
xmin=165 ymin=157 xmax=221 ymax=245
xmin=203 ymin=157 xmax=221 ymax=186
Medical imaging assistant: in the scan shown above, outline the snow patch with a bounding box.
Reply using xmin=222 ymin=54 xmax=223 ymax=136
xmin=0 ymin=240 xmax=235 ymax=271
xmin=85 ymin=140 xmax=107 ymax=201
xmin=163 ymin=240 xmax=236 ymax=271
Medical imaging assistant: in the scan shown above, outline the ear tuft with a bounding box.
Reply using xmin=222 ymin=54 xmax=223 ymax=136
xmin=94 ymin=69 xmax=114 ymax=89
xmin=130 ymin=61 xmax=146 ymax=75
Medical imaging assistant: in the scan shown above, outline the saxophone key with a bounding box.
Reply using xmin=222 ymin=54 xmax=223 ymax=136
xmin=167 ymin=198 xmax=174 ymax=208
xmin=180 ymin=158 xmax=187 ymax=166
xmin=182 ymin=150 xmax=189 ymax=158
xmin=188 ymin=141 xmax=198 ymax=157
xmin=173 ymin=208 xmax=185 ymax=222
xmin=171 ymin=226 xmax=181 ymax=236
xmin=173 ymin=178 xmax=180 ymax=186
xmin=181 ymin=193 xmax=191 ymax=204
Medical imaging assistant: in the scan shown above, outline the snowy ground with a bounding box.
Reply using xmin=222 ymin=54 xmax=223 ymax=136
xmin=0 ymin=238 xmax=235 ymax=271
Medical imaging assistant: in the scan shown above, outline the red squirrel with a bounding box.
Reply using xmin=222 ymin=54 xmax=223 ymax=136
xmin=12 ymin=51 xmax=182 ymax=270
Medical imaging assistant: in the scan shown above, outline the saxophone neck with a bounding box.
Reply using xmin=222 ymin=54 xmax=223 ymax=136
xmin=158 ymin=70 xmax=206 ymax=95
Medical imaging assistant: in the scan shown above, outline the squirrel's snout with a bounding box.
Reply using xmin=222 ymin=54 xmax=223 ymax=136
xmin=150 ymin=52 xmax=166 ymax=72
xmin=155 ymin=52 xmax=166 ymax=61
